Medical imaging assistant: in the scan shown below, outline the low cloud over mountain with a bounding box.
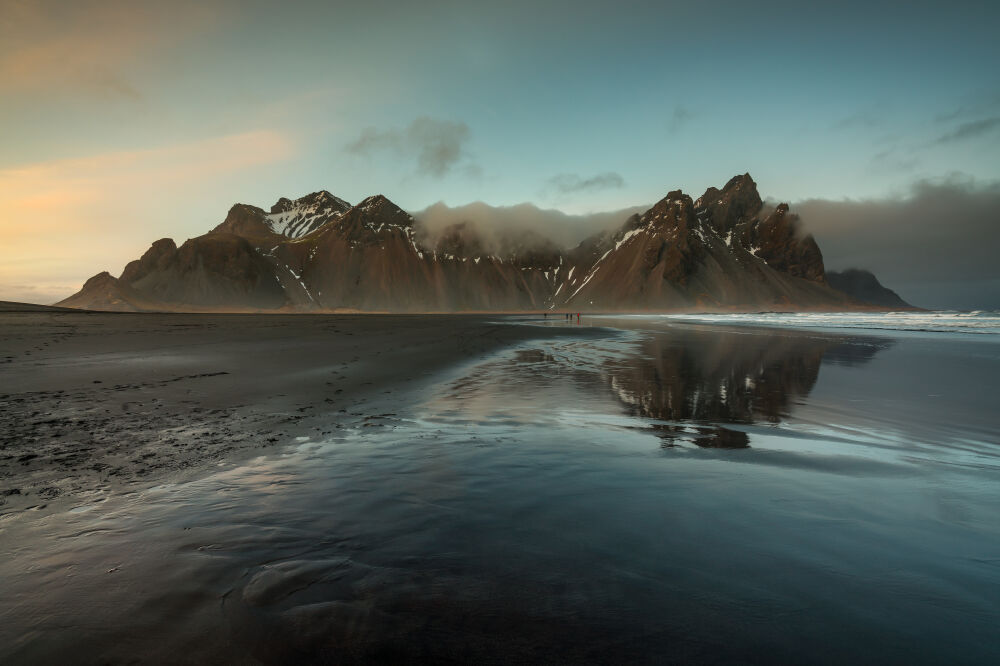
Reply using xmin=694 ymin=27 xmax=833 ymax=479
xmin=793 ymin=176 xmax=1000 ymax=309
xmin=412 ymin=200 xmax=646 ymax=252
xmin=412 ymin=175 xmax=999 ymax=310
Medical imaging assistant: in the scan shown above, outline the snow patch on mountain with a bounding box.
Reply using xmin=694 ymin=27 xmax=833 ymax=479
xmin=265 ymin=191 xmax=350 ymax=239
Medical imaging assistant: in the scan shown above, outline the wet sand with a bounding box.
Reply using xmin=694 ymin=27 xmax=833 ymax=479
xmin=0 ymin=311 xmax=597 ymax=517
xmin=2 ymin=313 xmax=999 ymax=664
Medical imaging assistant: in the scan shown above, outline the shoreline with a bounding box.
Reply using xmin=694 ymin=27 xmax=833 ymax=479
xmin=3 ymin=300 xmax=926 ymax=315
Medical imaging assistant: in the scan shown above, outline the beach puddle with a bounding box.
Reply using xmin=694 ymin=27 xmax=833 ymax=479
xmin=2 ymin=320 xmax=999 ymax=664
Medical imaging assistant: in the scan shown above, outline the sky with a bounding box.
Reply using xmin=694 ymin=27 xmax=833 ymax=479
xmin=1 ymin=0 xmax=998 ymax=308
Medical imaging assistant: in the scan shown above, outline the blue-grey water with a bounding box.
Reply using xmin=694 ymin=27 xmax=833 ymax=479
xmin=2 ymin=316 xmax=999 ymax=664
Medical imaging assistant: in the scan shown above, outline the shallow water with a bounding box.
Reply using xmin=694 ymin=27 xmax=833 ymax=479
xmin=2 ymin=318 xmax=999 ymax=664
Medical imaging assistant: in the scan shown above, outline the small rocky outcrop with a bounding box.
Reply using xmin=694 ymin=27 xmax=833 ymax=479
xmin=827 ymin=269 xmax=913 ymax=308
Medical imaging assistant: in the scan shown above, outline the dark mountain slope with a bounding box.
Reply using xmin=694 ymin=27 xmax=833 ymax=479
xmin=555 ymin=175 xmax=848 ymax=310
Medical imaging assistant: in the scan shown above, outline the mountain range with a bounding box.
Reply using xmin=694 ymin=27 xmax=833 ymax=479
xmin=58 ymin=174 xmax=912 ymax=312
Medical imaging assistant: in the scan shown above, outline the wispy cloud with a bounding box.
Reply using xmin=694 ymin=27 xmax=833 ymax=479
xmin=932 ymin=116 xmax=1000 ymax=144
xmin=934 ymin=107 xmax=969 ymax=124
xmin=546 ymin=172 xmax=625 ymax=195
xmin=933 ymin=90 xmax=1000 ymax=124
xmin=833 ymin=110 xmax=883 ymax=130
xmin=346 ymin=117 xmax=475 ymax=178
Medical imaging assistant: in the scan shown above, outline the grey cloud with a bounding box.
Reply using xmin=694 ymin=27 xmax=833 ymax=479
xmin=546 ymin=172 xmax=625 ymax=195
xmin=346 ymin=116 xmax=474 ymax=177
xmin=794 ymin=177 xmax=1000 ymax=309
xmin=412 ymin=200 xmax=645 ymax=251
xmin=668 ymin=105 xmax=694 ymax=133
xmin=932 ymin=116 xmax=1000 ymax=144
xmin=933 ymin=90 xmax=1000 ymax=124
xmin=833 ymin=110 xmax=883 ymax=130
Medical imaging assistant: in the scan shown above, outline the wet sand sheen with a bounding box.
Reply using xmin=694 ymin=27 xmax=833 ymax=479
xmin=0 ymin=312 xmax=602 ymax=516
xmin=1 ymin=314 xmax=999 ymax=663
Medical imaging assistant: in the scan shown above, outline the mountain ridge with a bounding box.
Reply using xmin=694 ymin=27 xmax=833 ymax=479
xmin=57 ymin=175 xmax=908 ymax=313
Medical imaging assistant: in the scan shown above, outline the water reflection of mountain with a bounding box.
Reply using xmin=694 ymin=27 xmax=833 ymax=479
xmin=605 ymin=329 xmax=891 ymax=448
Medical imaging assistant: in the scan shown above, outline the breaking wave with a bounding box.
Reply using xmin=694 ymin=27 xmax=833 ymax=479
xmin=610 ymin=311 xmax=1000 ymax=336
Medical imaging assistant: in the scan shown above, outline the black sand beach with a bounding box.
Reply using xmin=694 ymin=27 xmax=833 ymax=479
xmin=0 ymin=310 xmax=600 ymax=517
xmin=2 ymin=311 xmax=999 ymax=664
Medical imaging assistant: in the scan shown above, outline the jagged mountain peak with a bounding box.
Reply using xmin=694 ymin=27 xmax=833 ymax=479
xmin=695 ymin=173 xmax=764 ymax=234
xmin=119 ymin=238 xmax=177 ymax=284
xmin=317 ymin=194 xmax=418 ymax=250
xmin=356 ymin=193 xmax=400 ymax=212
xmin=639 ymin=190 xmax=696 ymax=231
xmin=722 ymin=172 xmax=756 ymax=192
xmin=306 ymin=189 xmax=345 ymax=204
xmin=213 ymin=190 xmax=353 ymax=240
xmin=271 ymin=190 xmax=351 ymax=215
xmin=651 ymin=189 xmax=694 ymax=213
xmin=211 ymin=204 xmax=272 ymax=239
xmin=226 ymin=202 xmax=267 ymax=217
xmin=259 ymin=190 xmax=351 ymax=239
xmin=349 ymin=194 xmax=415 ymax=226
xmin=83 ymin=271 xmax=116 ymax=288
xmin=694 ymin=173 xmax=754 ymax=206
xmin=270 ymin=197 xmax=294 ymax=214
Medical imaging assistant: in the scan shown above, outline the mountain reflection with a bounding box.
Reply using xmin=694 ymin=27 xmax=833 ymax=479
xmin=604 ymin=328 xmax=891 ymax=448
xmin=425 ymin=323 xmax=892 ymax=451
